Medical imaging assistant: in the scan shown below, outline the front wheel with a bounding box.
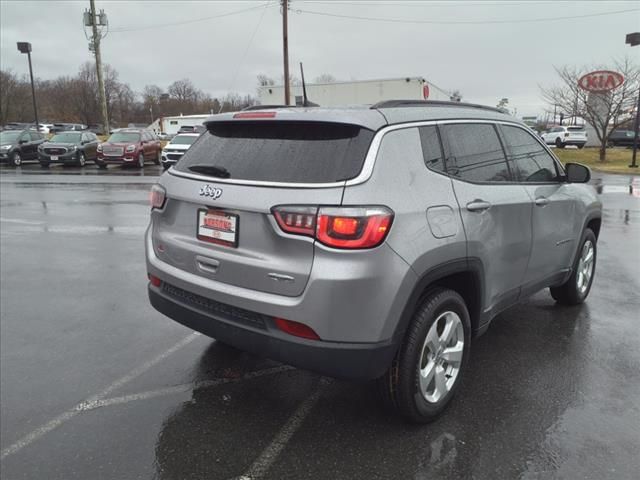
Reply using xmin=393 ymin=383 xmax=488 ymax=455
xmin=138 ymin=152 xmax=145 ymax=169
xmin=550 ymin=229 xmax=597 ymax=305
xmin=11 ymin=152 xmax=22 ymax=167
xmin=77 ymin=152 xmax=86 ymax=167
xmin=577 ymin=144 xmax=585 ymax=150
xmin=555 ymin=138 xmax=565 ymax=149
xmin=377 ymin=288 xmax=470 ymax=423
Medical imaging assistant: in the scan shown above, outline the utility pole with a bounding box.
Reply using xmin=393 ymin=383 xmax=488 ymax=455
xmin=282 ymin=0 xmax=290 ymax=105
xmin=88 ymin=0 xmax=110 ymax=134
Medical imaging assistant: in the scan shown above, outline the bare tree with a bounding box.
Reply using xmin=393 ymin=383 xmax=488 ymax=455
xmin=541 ymin=58 xmax=639 ymax=161
xmin=449 ymin=90 xmax=462 ymax=102
xmin=256 ymin=74 xmax=275 ymax=87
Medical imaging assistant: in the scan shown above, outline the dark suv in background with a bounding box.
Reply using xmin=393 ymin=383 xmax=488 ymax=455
xmin=0 ymin=129 xmax=46 ymax=166
xmin=38 ymin=131 xmax=100 ymax=167
xmin=96 ymin=128 xmax=161 ymax=169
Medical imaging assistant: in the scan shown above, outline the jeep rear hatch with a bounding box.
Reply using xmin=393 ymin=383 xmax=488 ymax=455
xmin=153 ymin=120 xmax=375 ymax=297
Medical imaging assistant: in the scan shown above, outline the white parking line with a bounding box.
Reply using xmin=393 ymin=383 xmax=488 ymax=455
xmin=234 ymin=378 xmax=331 ymax=480
xmin=0 ymin=333 xmax=198 ymax=461
xmin=76 ymin=365 xmax=294 ymax=412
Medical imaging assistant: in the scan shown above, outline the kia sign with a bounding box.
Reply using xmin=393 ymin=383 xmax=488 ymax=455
xmin=578 ymin=70 xmax=624 ymax=92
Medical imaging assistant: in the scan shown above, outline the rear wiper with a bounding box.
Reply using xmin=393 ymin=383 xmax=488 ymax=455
xmin=188 ymin=164 xmax=231 ymax=178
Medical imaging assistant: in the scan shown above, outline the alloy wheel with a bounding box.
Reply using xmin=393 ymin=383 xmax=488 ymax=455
xmin=418 ymin=311 xmax=464 ymax=403
xmin=576 ymin=240 xmax=595 ymax=295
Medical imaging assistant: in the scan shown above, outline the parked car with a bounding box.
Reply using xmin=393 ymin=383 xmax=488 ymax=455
xmin=146 ymin=101 xmax=602 ymax=422
xmin=4 ymin=122 xmax=30 ymax=130
xmin=540 ymin=126 xmax=587 ymax=148
xmin=88 ymin=124 xmax=106 ymax=136
xmin=157 ymin=132 xmax=174 ymax=141
xmin=0 ymin=129 xmax=46 ymax=166
xmin=176 ymin=125 xmax=205 ymax=134
xmin=50 ymin=123 xmax=87 ymax=134
xmin=160 ymin=132 xmax=200 ymax=170
xmin=96 ymin=128 xmax=161 ymax=169
xmin=38 ymin=131 xmax=99 ymax=167
xmin=607 ymin=129 xmax=638 ymax=148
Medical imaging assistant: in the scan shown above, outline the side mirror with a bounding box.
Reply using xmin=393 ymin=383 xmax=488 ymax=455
xmin=565 ymin=162 xmax=591 ymax=183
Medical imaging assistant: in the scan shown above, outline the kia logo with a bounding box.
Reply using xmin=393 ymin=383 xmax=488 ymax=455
xmin=199 ymin=185 xmax=222 ymax=199
xmin=578 ymin=70 xmax=624 ymax=92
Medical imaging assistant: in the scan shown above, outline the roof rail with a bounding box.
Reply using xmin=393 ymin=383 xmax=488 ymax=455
xmin=370 ymin=100 xmax=506 ymax=114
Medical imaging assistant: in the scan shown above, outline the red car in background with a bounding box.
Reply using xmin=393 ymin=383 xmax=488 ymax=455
xmin=96 ymin=129 xmax=161 ymax=169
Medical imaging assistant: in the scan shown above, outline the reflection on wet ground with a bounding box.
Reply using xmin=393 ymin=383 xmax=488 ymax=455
xmin=1 ymin=168 xmax=639 ymax=479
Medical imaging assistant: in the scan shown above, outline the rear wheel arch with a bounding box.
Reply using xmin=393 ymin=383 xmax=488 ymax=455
xmin=393 ymin=259 xmax=485 ymax=343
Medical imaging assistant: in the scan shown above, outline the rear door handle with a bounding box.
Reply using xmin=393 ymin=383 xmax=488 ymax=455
xmin=466 ymin=200 xmax=492 ymax=212
xmin=196 ymin=255 xmax=220 ymax=274
xmin=535 ymin=197 xmax=550 ymax=207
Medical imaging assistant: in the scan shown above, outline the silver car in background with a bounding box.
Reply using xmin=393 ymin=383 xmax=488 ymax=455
xmin=146 ymin=101 xmax=601 ymax=422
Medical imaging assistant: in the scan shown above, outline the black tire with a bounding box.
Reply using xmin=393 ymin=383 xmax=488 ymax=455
xmin=138 ymin=152 xmax=145 ymax=169
xmin=555 ymin=137 xmax=565 ymax=149
xmin=77 ymin=152 xmax=86 ymax=167
xmin=10 ymin=151 xmax=22 ymax=167
xmin=376 ymin=288 xmax=471 ymax=423
xmin=97 ymin=162 xmax=107 ymax=170
xmin=39 ymin=162 xmax=50 ymax=168
xmin=577 ymin=144 xmax=585 ymax=149
xmin=550 ymin=228 xmax=597 ymax=305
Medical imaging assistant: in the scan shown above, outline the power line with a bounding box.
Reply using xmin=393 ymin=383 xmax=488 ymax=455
xmin=110 ymin=2 xmax=275 ymax=33
xmin=294 ymin=6 xmax=640 ymax=25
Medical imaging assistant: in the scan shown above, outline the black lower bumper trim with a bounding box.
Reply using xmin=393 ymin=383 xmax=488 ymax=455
xmin=149 ymin=286 xmax=397 ymax=380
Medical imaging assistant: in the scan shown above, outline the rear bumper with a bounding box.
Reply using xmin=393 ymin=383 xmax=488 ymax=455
xmin=148 ymin=284 xmax=397 ymax=380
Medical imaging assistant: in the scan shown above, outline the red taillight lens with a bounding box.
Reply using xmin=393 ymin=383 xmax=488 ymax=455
xmin=316 ymin=207 xmax=393 ymax=249
xmin=274 ymin=318 xmax=320 ymax=340
xmin=150 ymin=184 xmax=166 ymax=210
xmin=148 ymin=274 xmax=162 ymax=287
xmin=271 ymin=205 xmax=394 ymax=249
xmin=272 ymin=206 xmax=317 ymax=237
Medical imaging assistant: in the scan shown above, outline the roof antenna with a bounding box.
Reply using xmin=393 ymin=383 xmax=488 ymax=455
xmin=299 ymin=62 xmax=318 ymax=107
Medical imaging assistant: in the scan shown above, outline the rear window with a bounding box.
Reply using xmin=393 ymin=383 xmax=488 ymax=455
xmin=175 ymin=121 xmax=374 ymax=184
xmin=567 ymin=127 xmax=585 ymax=131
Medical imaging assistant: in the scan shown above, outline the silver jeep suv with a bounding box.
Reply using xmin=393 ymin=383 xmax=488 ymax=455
xmin=146 ymin=101 xmax=602 ymax=422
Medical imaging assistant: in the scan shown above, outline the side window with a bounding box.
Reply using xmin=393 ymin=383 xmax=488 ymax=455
xmin=418 ymin=126 xmax=445 ymax=173
xmin=501 ymin=125 xmax=561 ymax=183
xmin=440 ymin=123 xmax=511 ymax=182
xmin=81 ymin=133 xmax=88 ymax=142
xmin=20 ymin=132 xmax=31 ymax=142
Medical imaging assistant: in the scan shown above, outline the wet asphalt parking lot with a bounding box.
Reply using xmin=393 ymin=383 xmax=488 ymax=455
xmin=1 ymin=162 xmax=639 ymax=480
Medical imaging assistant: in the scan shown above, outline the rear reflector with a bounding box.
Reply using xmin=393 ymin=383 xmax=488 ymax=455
xmin=275 ymin=318 xmax=320 ymax=340
xmin=233 ymin=112 xmax=277 ymax=119
xmin=148 ymin=274 xmax=162 ymax=287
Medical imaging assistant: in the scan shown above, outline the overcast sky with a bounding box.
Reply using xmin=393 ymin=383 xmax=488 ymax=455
xmin=1 ymin=0 xmax=638 ymax=116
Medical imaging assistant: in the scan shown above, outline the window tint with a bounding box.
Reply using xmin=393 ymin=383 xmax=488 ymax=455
xmin=440 ymin=123 xmax=511 ymax=182
xmin=418 ymin=126 xmax=445 ymax=173
xmin=501 ymin=125 xmax=561 ymax=183
xmin=29 ymin=132 xmax=42 ymax=141
xmin=176 ymin=121 xmax=374 ymax=184
xmin=20 ymin=133 xmax=30 ymax=142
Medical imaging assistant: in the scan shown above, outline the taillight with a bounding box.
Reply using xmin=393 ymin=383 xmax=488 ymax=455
xmin=274 ymin=318 xmax=320 ymax=340
xmin=272 ymin=206 xmax=317 ymax=237
xmin=150 ymin=184 xmax=166 ymax=210
xmin=271 ymin=205 xmax=394 ymax=249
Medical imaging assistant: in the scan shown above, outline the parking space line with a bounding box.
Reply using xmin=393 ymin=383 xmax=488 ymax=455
xmin=0 ymin=333 xmax=198 ymax=461
xmin=234 ymin=378 xmax=332 ymax=480
xmin=76 ymin=365 xmax=295 ymax=411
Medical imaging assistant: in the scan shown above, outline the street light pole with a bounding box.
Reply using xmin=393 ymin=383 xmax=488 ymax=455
xmin=16 ymin=42 xmax=39 ymax=131
xmin=627 ymin=32 xmax=640 ymax=168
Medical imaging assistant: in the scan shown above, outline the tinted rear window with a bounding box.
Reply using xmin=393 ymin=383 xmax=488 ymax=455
xmin=567 ymin=127 xmax=585 ymax=131
xmin=175 ymin=121 xmax=374 ymax=183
